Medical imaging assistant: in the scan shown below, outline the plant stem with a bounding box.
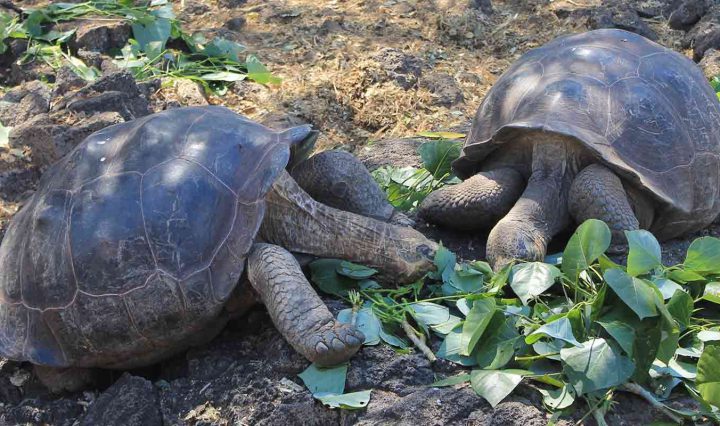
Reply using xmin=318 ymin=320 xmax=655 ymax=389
xmin=401 ymin=319 xmax=437 ymax=362
xmin=620 ymin=383 xmax=683 ymax=424
xmin=515 ymin=353 xmax=559 ymax=362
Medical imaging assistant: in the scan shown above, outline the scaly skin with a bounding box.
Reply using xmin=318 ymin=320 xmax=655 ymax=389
xmin=291 ymin=150 xmax=414 ymax=226
xmin=248 ymin=244 xmax=365 ymax=366
xmin=262 ymin=171 xmax=437 ymax=283
xmin=418 ymin=168 xmax=524 ymax=230
xmin=569 ymin=164 xmax=641 ymax=246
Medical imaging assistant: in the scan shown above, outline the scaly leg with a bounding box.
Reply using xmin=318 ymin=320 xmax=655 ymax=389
xmin=247 ymin=243 xmax=364 ymax=366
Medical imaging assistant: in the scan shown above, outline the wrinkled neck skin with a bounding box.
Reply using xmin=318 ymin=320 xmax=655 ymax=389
xmin=259 ymin=171 xmax=437 ymax=284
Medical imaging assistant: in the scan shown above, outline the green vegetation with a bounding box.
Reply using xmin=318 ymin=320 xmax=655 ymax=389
xmin=301 ymin=139 xmax=720 ymax=421
xmin=303 ymin=220 xmax=720 ymax=422
xmin=0 ymin=0 xmax=278 ymax=93
xmin=711 ymin=76 xmax=720 ymax=101
xmin=371 ymin=133 xmax=463 ymax=211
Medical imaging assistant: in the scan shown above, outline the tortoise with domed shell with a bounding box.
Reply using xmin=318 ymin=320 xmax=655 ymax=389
xmin=0 ymin=106 xmax=437 ymax=392
xmin=419 ymin=29 xmax=720 ymax=268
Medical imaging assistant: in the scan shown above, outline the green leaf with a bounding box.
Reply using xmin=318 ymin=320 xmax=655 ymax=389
xmin=437 ymin=329 xmax=477 ymax=366
xmin=698 ymin=330 xmax=720 ymax=342
xmin=488 ymin=263 xmax=512 ymax=294
xmin=309 ymin=259 xmax=359 ymax=296
xmin=337 ymin=308 xmax=381 ymax=345
xmin=430 ymin=315 xmax=463 ymax=335
xmin=470 ymin=369 xmax=526 ymax=407
xmin=697 ymin=343 xmax=720 ymax=408
xmin=0 ymin=121 xmax=10 ymax=148
xmin=596 ymin=317 xmax=635 ymax=357
xmin=316 ymin=390 xmax=372 ymax=409
xmin=684 ymin=237 xmax=720 ymax=275
xmin=379 ymin=327 xmax=408 ymax=348
xmin=475 ymin=311 xmax=520 ymax=369
xmin=447 ymin=263 xmax=485 ymax=293
xmin=625 ymin=230 xmax=662 ymax=276
xmin=561 ymin=338 xmax=635 ymax=395
xmin=666 ymin=290 xmax=693 ymax=332
xmin=510 ymin=262 xmax=561 ymax=305
xmin=336 ymin=261 xmax=377 ymax=279
xmin=433 ymin=244 xmax=455 ymax=278
xmin=411 ymin=302 xmax=450 ymax=326
xmin=132 ymin=17 xmax=172 ymax=52
xmin=538 ymin=385 xmax=576 ymax=410
xmin=651 ymin=278 xmax=683 ymax=300
xmin=430 ymin=373 xmax=471 ymax=387
xmin=456 ymin=298 xmax=472 ymax=316
xmin=461 ymin=297 xmax=497 ymax=356
xmin=702 ymin=282 xmax=720 ymax=304
xmin=667 ymin=268 xmax=706 ymax=283
xmin=604 ymin=269 xmax=658 ymax=320
xmin=200 ymin=71 xmax=247 ymax=82
xmin=246 ymin=54 xmax=281 ymax=85
xmin=298 ymin=363 xmax=347 ymax=395
xmin=416 ymin=131 xmax=466 ymax=139
xmin=655 ymin=293 xmax=680 ymax=364
xmin=562 ymin=219 xmax=611 ymax=282
xmin=203 ymin=37 xmax=245 ymax=61
xmin=526 ymin=316 xmax=582 ymax=347
xmin=417 ymin=139 xmax=462 ymax=179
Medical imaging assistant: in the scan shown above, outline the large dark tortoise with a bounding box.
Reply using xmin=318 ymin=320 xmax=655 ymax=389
xmin=419 ymin=29 xmax=720 ymax=268
xmin=0 ymin=106 xmax=436 ymax=391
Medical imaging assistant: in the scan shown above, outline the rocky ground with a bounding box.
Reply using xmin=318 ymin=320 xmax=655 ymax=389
xmin=2 ymin=0 xmax=720 ymax=424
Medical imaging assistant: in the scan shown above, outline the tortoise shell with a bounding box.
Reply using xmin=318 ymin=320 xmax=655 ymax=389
xmin=0 ymin=106 xmax=292 ymax=368
xmin=452 ymin=29 xmax=720 ymax=239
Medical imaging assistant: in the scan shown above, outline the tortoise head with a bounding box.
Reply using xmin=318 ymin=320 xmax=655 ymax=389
xmin=277 ymin=125 xmax=319 ymax=171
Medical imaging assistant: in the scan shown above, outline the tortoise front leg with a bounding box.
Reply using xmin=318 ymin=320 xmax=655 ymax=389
xmin=291 ymin=150 xmax=413 ymax=226
xmin=247 ymin=243 xmax=364 ymax=366
xmin=486 ymin=138 xmax=578 ymax=269
xmin=417 ymin=168 xmax=524 ymax=230
xmin=568 ymin=164 xmax=653 ymax=248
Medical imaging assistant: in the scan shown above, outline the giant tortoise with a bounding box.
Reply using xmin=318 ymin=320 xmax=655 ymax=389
xmin=0 ymin=106 xmax=437 ymax=391
xmin=419 ymin=29 xmax=720 ymax=268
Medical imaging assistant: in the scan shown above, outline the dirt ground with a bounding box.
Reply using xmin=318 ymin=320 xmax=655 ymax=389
xmin=1 ymin=0 xmax=719 ymax=424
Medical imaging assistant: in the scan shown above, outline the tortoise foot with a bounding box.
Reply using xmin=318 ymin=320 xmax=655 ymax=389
xmin=310 ymin=322 xmax=365 ymax=367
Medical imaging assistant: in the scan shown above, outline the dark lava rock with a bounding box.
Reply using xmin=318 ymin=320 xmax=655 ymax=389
xmin=684 ymin=5 xmax=720 ymax=60
xmin=179 ymin=0 xmax=211 ymax=17
xmin=0 ymin=80 xmax=51 ymax=127
xmin=80 ymin=373 xmax=162 ymax=426
xmin=581 ymin=0 xmax=659 ymax=40
xmin=79 ymin=373 xmax=162 ymax=426
xmin=219 ymin=0 xmax=248 ymax=8
xmin=420 ymin=72 xmax=464 ymax=107
xmin=0 ymin=397 xmax=84 ymax=426
xmin=63 ymin=19 xmax=132 ymax=53
xmin=469 ymin=0 xmax=494 ymax=15
xmin=9 ymin=112 xmax=123 ymax=168
xmin=372 ymin=48 xmax=424 ymax=90
xmin=669 ymin=0 xmax=709 ymax=30
xmin=53 ymin=66 xmax=88 ymax=97
xmin=225 ymin=16 xmax=247 ymax=32
xmin=76 ymin=49 xmax=104 ymax=70
xmin=700 ymin=48 xmax=720 ymax=77
xmin=55 ymin=70 xmax=151 ymax=120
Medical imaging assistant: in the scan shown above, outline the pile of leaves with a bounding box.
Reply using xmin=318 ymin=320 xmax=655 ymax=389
xmin=371 ymin=132 xmax=464 ymax=211
xmin=301 ymin=220 xmax=720 ymax=423
xmin=0 ymin=0 xmax=278 ymax=92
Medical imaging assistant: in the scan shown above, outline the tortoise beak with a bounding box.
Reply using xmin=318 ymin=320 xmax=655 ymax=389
xmin=279 ymin=125 xmax=318 ymax=170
